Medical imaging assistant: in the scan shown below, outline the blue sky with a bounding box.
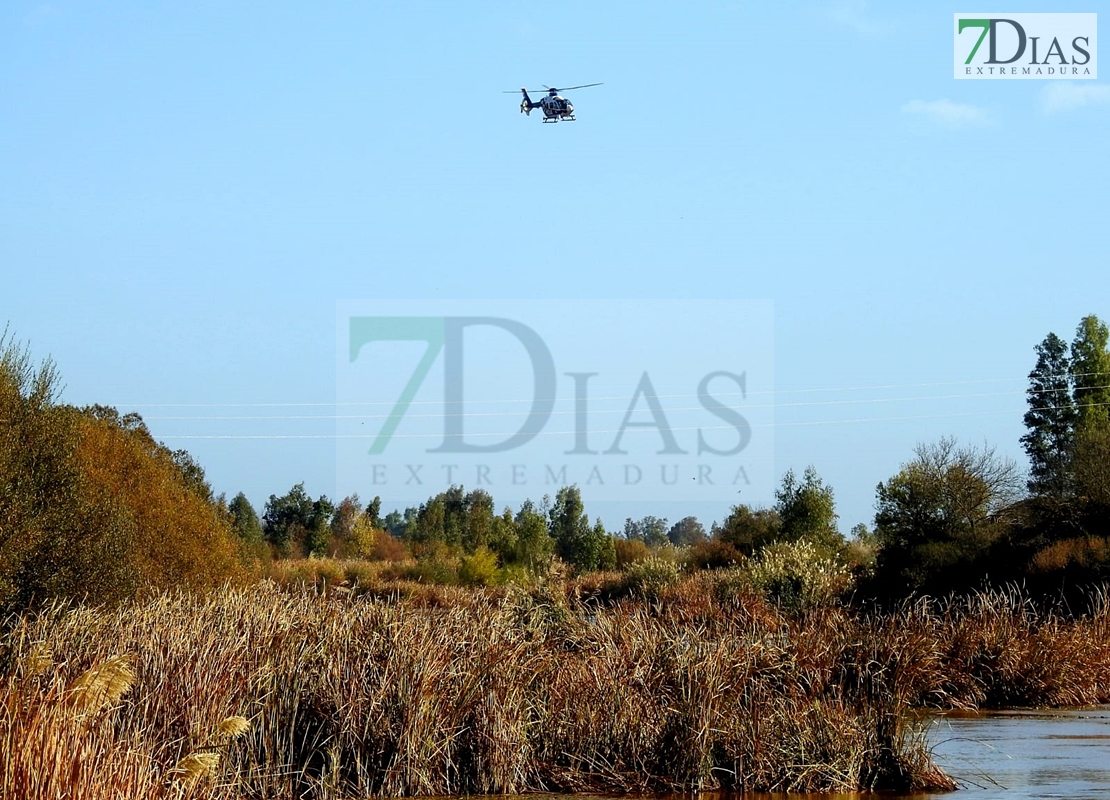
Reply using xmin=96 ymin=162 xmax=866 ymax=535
xmin=2 ymin=1 xmax=1108 ymax=533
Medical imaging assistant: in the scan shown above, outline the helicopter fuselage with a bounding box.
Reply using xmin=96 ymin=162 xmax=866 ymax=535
xmin=538 ymin=94 xmax=574 ymax=122
xmin=519 ymin=88 xmax=579 ymax=122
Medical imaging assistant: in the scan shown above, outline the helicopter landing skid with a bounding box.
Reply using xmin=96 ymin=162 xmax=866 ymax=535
xmin=543 ymin=116 xmax=575 ymax=123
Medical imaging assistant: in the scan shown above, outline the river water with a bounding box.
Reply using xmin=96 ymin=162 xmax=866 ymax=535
xmin=915 ymin=706 xmax=1110 ymax=799
xmin=548 ymin=706 xmax=1110 ymax=800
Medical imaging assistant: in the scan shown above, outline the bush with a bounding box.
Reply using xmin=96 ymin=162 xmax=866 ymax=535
xmin=459 ymin=546 xmax=499 ymax=587
xmin=685 ymin=539 xmax=743 ymax=571
xmin=742 ymin=540 xmax=854 ymax=610
xmin=1 ymin=332 xmax=247 ymax=607
xmin=623 ymin=556 xmax=682 ymax=599
xmin=614 ymin=538 xmax=651 ymax=568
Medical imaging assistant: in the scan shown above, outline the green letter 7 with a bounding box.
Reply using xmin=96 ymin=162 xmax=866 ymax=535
xmin=349 ymin=317 xmax=445 ymax=455
xmin=958 ymin=19 xmax=990 ymax=64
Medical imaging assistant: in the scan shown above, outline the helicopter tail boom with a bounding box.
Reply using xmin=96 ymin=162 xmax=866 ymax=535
xmin=519 ymin=88 xmax=534 ymax=115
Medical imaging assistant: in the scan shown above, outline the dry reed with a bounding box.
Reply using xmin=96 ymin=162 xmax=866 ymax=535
xmin=4 ymin=579 xmax=1108 ymax=799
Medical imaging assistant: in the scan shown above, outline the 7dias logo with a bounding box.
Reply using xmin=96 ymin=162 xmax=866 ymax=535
xmin=334 ymin=300 xmax=774 ymax=505
xmin=955 ymin=13 xmax=1097 ymax=79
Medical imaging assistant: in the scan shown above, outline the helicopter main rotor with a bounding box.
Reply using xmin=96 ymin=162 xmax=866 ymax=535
xmin=501 ymin=83 xmax=603 ymax=94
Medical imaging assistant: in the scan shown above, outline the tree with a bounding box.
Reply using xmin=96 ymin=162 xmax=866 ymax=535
xmin=623 ymin=515 xmax=669 ymax=548
xmin=714 ymin=505 xmax=782 ymax=555
xmin=365 ymin=495 xmax=383 ymax=529
xmin=461 ymin=489 xmax=496 ymax=553
xmin=171 ymin=448 xmax=214 ymax=503
xmin=595 ymin=520 xmax=617 ymax=571
xmin=1073 ymin=424 xmax=1110 ymax=527
xmin=1 ymin=328 xmax=246 ymax=606
xmin=330 ymin=494 xmax=363 ymax=539
xmin=228 ymin=492 xmax=264 ymax=545
xmin=548 ymin=485 xmax=611 ymax=572
xmin=871 ymin=438 xmax=1022 ymax=596
xmin=1071 ymin=314 xmax=1110 ymax=431
xmin=774 ymin=466 xmax=843 ymax=551
xmin=667 ymin=516 xmax=707 ymax=547
xmin=1021 ymin=332 xmax=1077 ymax=497
xmin=487 ymin=508 xmax=519 ymax=565
xmin=263 ymin=483 xmax=334 ymax=557
xmin=514 ymin=500 xmax=554 ymax=569
xmin=549 ymin=485 xmax=590 ymax=568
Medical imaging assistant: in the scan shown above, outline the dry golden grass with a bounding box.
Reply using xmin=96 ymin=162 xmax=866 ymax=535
xmin=4 ymin=579 xmax=1108 ymax=799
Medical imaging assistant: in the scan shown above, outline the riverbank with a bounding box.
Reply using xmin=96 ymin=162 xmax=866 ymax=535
xmin=4 ymin=577 xmax=1109 ymax=799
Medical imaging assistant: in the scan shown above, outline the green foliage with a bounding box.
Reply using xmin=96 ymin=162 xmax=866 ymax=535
xmin=1071 ymin=314 xmax=1110 ymax=431
xmin=513 ymin=500 xmax=555 ymax=569
xmin=622 ymin=555 xmax=681 ymax=598
xmin=458 ymin=545 xmax=500 ymax=586
xmin=870 ymin=438 xmax=1021 ymax=597
xmin=1021 ymin=332 xmax=1077 ymax=497
xmin=622 ymin=515 xmax=669 ymax=547
xmin=596 ymin=521 xmax=617 ymax=571
xmin=365 ymin=495 xmax=383 ymax=529
xmin=774 ymin=466 xmax=843 ymax=552
xmin=404 ymin=486 xmax=498 ymax=553
xmin=486 ymin=508 xmax=519 ymax=564
xmin=228 ymin=492 xmax=263 ymax=545
xmin=329 ymin=495 xmax=363 ymax=547
xmin=545 ymin=486 xmax=614 ymax=573
xmin=1073 ymin=424 xmax=1110 ymax=512
xmin=263 ymin=483 xmax=333 ymax=558
xmin=714 ymin=505 xmax=782 ymax=555
xmin=667 ymin=516 xmax=707 ymax=546
xmin=741 ymin=539 xmax=854 ymax=610
xmin=548 ymin=485 xmax=589 ymax=566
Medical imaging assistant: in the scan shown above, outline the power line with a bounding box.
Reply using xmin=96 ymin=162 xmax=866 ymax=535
xmin=110 ymin=372 xmax=1109 ymax=410
xmin=156 ymin=400 xmax=1110 ymax=441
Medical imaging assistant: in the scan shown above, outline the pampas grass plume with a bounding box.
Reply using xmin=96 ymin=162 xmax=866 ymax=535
xmin=170 ymin=752 xmax=220 ymax=782
xmin=217 ymin=715 xmax=251 ymax=739
xmin=69 ymin=655 xmax=134 ymax=713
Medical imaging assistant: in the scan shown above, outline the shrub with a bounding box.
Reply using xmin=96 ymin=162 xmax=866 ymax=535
xmin=742 ymin=540 xmax=854 ymax=610
xmin=614 ymin=538 xmax=651 ymax=568
xmin=685 ymin=539 xmax=743 ymax=571
xmin=623 ymin=556 xmax=682 ymax=599
xmin=459 ymin=546 xmax=499 ymax=587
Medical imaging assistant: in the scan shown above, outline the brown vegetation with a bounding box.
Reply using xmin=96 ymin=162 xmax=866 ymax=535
xmin=6 ymin=576 xmax=1109 ymax=800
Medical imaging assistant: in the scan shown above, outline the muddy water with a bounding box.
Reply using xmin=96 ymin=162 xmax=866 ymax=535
xmin=915 ymin=706 xmax=1110 ymax=799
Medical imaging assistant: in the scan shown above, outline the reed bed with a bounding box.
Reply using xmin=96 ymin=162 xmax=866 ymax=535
xmin=4 ymin=579 xmax=1109 ymax=799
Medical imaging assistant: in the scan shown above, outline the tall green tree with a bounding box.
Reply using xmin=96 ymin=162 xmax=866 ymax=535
xmin=1021 ymin=332 xmax=1077 ymax=497
xmin=514 ymin=500 xmax=554 ymax=568
xmin=1071 ymin=314 xmax=1110 ymax=431
xmin=228 ymin=492 xmax=264 ymax=545
xmin=623 ymin=515 xmax=669 ymax=547
xmin=774 ymin=466 xmax=843 ymax=551
xmin=548 ymin=485 xmax=611 ymax=571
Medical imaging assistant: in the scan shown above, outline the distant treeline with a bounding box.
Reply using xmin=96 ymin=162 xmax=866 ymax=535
xmin=2 ymin=315 xmax=1109 ymax=608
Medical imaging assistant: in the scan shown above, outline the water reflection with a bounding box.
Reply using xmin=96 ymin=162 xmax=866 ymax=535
xmin=444 ymin=708 xmax=1110 ymax=800
xmin=918 ymin=706 xmax=1110 ymax=799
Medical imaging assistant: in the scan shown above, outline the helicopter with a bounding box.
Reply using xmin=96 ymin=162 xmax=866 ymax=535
xmin=505 ymin=83 xmax=602 ymax=123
